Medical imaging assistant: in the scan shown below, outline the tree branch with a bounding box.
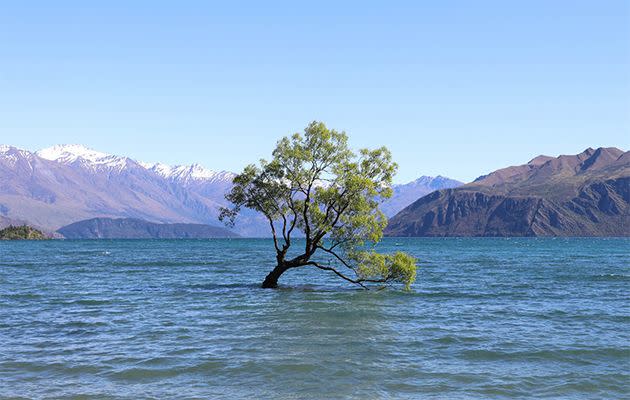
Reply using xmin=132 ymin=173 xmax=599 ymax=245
xmin=306 ymin=261 xmax=368 ymax=289
xmin=250 ymin=196 xmax=281 ymax=254
xmin=315 ymin=245 xmax=356 ymax=272
xmin=284 ymin=188 xmax=299 ymax=246
xmin=308 ymin=261 xmax=394 ymax=287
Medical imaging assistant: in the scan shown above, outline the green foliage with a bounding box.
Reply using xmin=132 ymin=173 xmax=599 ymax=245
xmin=0 ymin=225 xmax=47 ymax=240
xmin=351 ymin=251 xmax=417 ymax=290
xmin=220 ymin=121 xmax=417 ymax=290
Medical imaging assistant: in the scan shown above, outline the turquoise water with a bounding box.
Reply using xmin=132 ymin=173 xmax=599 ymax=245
xmin=0 ymin=238 xmax=628 ymax=399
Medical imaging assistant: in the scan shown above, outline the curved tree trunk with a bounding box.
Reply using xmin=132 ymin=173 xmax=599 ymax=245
xmin=261 ymin=264 xmax=287 ymax=288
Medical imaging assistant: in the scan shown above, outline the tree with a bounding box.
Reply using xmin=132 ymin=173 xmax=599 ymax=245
xmin=220 ymin=121 xmax=417 ymax=289
xmin=0 ymin=225 xmax=47 ymax=240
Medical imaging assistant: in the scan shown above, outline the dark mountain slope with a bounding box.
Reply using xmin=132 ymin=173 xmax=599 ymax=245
xmin=386 ymin=148 xmax=629 ymax=237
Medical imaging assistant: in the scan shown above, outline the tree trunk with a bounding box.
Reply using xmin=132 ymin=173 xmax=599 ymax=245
xmin=261 ymin=264 xmax=287 ymax=288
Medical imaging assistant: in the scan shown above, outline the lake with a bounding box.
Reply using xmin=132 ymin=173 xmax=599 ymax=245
xmin=0 ymin=238 xmax=628 ymax=399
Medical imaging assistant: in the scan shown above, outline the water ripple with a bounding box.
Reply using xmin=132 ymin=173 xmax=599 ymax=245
xmin=0 ymin=238 xmax=628 ymax=399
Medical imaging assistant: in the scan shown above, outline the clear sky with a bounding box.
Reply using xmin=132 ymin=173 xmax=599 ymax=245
xmin=1 ymin=1 xmax=628 ymax=183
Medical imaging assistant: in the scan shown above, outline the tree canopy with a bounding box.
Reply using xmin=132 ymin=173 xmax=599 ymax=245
xmin=220 ymin=121 xmax=417 ymax=289
xmin=0 ymin=225 xmax=47 ymax=240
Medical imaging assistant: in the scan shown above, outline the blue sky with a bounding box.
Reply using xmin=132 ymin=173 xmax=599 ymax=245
xmin=1 ymin=1 xmax=628 ymax=183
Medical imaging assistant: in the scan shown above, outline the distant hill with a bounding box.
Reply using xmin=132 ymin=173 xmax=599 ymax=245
xmin=0 ymin=225 xmax=48 ymax=240
xmin=58 ymin=218 xmax=239 ymax=239
xmin=385 ymin=147 xmax=630 ymax=237
xmin=381 ymin=176 xmax=463 ymax=217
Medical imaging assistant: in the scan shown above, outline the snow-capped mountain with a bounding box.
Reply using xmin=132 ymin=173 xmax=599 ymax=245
xmin=0 ymin=145 xmax=34 ymax=166
xmin=34 ymin=144 xmax=236 ymax=184
xmin=380 ymin=175 xmax=464 ymax=217
xmin=0 ymin=144 xmax=254 ymax=234
xmin=37 ymin=144 xmax=134 ymax=171
xmin=0 ymin=143 xmax=462 ymax=236
xmin=142 ymin=162 xmax=235 ymax=184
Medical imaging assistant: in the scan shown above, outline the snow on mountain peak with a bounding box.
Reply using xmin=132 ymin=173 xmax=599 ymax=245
xmin=0 ymin=145 xmax=33 ymax=165
xmin=141 ymin=162 xmax=173 ymax=177
xmin=17 ymin=143 xmax=234 ymax=183
xmin=406 ymin=175 xmax=462 ymax=189
xmin=0 ymin=144 xmax=28 ymax=154
xmin=38 ymin=144 xmax=105 ymax=162
xmin=36 ymin=144 xmax=131 ymax=170
xmin=143 ymin=161 xmax=234 ymax=183
xmin=185 ymin=163 xmax=216 ymax=179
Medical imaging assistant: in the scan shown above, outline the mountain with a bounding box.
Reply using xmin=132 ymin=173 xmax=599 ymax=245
xmin=0 ymin=144 xmax=266 ymax=235
xmin=58 ymin=218 xmax=238 ymax=239
xmin=1 ymin=144 xmax=201 ymax=229
xmin=385 ymin=147 xmax=630 ymax=237
xmin=381 ymin=176 xmax=463 ymax=217
xmin=36 ymin=144 xmax=135 ymax=171
xmin=1 ymin=143 xmax=458 ymax=236
xmin=142 ymin=162 xmax=235 ymax=186
xmin=0 ymin=215 xmax=29 ymax=229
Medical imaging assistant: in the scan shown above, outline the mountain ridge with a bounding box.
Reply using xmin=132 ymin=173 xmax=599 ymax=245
xmin=381 ymin=175 xmax=464 ymax=217
xmin=0 ymin=144 xmax=241 ymax=232
xmin=385 ymin=147 xmax=629 ymax=237
xmin=1 ymin=144 xmax=456 ymax=236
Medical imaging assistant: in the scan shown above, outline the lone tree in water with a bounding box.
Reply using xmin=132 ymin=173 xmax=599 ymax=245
xmin=220 ymin=121 xmax=417 ymax=289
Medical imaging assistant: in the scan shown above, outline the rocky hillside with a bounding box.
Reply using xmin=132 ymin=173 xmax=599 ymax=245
xmin=385 ymin=147 xmax=629 ymax=237
xmin=58 ymin=218 xmax=239 ymax=239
